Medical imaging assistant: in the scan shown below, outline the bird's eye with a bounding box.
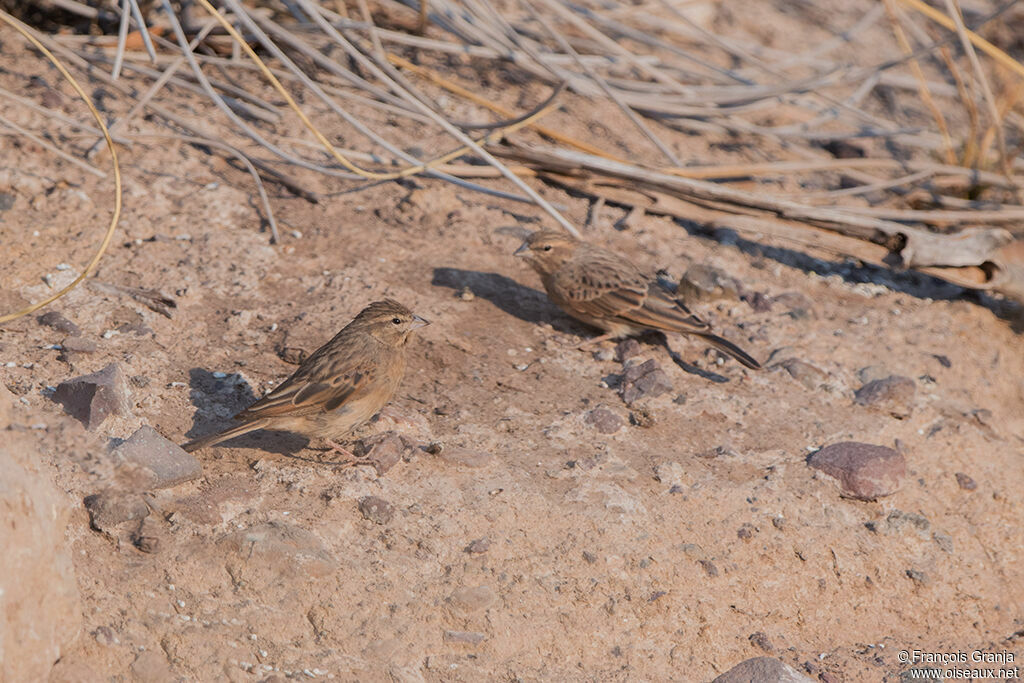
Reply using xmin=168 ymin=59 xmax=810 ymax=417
xmin=542 ymin=245 xmax=553 ymax=251
xmin=391 ymin=317 xmax=402 ymax=325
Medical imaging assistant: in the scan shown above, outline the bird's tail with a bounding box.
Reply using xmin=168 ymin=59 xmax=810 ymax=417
xmin=697 ymin=332 xmax=761 ymax=370
xmin=181 ymin=419 xmax=268 ymax=452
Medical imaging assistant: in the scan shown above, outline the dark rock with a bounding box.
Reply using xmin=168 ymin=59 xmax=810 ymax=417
xmin=585 ymin=407 xmax=623 ymax=434
xmin=132 ymin=533 xmax=160 ymax=554
xmin=60 ymin=337 xmax=97 ymax=354
xmin=713 ymin=657 xmax=814 ymax=683
xmin=84 ymin=492 xmax=149 ymax=533
xmin=614 ymin=338 xmax=642 ymax=363
xmin=698 ymin=559 xmax=719 ymax=577
xmin=678 ymin=264 xmax=740 ymax=302
xmin=618 ymin=359 xmax=672 ymax=404
xmin=744 ymin=291 xmax=773 ymax=312
xmin=0 ymin=192 xmax=15 ymax=211
xmin=443 ymin=630 xmax=486 ymax=645
xmin=52 ymin=363 xmax=131 ymax=429
xmin=749 ymin=632 xmax=774 ymax=652
xmin=37 ymin=311 xmax=80 ymax=336
xmin=356 ymin=431 xmax=406 ymax=476
xmin=582 ymin=551 xmax=597 ymax=564
xmin=807 ymin=442 xmax=905 ymax=500
xmin=111 ymin=426 xmax=202 ymax=490
xmin=775 ymin=358 xmax=827 ymax=389
xmin=357 ymin=496 xmax=394 ymax=525
xmin=955 ymin=472 xmax=977 ymax=491
xmin=933 ymin=354 xmax=952 ymax=368
xmin=854 ymin=375 xmax=916 ymax=419
xmin=464 ymin=537 xmax=491 ymax=554
xmin=906 ymin=568 xmax=929 ymax=585
xmin=737 ymin=523 xmax=756 ymax=541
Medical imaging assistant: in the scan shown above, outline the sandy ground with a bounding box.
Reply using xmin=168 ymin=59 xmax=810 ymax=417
xmin=2 ymin=1 xmax=1024 ymax=680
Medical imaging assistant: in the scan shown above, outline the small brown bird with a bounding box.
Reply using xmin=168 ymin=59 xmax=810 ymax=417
xmin=182 ymin=300 xmax=429 ymax=453
xmin=514 ymin=230 xmax=760 ymax=369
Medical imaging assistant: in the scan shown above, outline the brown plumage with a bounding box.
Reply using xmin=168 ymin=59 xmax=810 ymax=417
xmin=514 ymin=230 xmax=761 ymax=370
xmin=182 ymin=300 xmax=429 ymax=452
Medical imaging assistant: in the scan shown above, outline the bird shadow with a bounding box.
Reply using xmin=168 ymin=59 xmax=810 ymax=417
xmin=431 ymin=267 xmax=587 ymax=335
xmin=185 ymin=368 xmax=309 ymax=456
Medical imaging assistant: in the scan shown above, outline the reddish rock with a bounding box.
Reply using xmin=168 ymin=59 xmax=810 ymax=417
xmin=51 ymin=363 xmax=131 ymax=429
xmin=955 ymin=472 xmax=977 ymax=491
xmin=356 ymin=431 xmax=406 ymax=476
xmin=585 ymin=407 xmax=623 ymax=434
xmin=808 ymin=442 xmax=905 ymax=500
xmin=854 ymin=375 xmax=916 ymax=419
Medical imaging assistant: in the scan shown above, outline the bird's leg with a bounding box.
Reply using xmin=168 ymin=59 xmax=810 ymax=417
xmin=324 ymin=439 xmax=358 ymax=459
xmin=577 ymin=332 xmax=617 ymax=350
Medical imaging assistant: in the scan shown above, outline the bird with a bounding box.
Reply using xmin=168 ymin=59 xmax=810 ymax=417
xmin=182 ymin=299 xmax=430 ymax=453
xmin=514 ymin=229 xmax=761 ymax=370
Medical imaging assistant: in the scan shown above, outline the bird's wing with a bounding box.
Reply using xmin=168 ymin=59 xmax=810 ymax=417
xmin=235 ymin=343 xmax=378 ymax=420
xmin=556 ymin=247 xmax=709 ymax=334
xmin=554 ymin=247 xmax=650 ymax=319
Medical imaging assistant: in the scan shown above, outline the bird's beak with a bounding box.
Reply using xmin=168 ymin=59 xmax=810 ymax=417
xmin=513 ymin=241 xmax=530 ymax=257
xmin=410 ymin=314 xmax=430 ymax=329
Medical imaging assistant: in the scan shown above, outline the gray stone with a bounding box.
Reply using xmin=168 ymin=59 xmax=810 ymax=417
xmin=464 ymin=537 xmax=491 ymax=554
xmin=619 ymin=359 xmax=672 ymax=405
xmin=713 ymin=656 xmax=814 ymax=683
xmin=776 ymin=358 xmax=827 ymax=390
xmin=678 ymin=263 xmax=740 ymax=302
xmin=854 ymin=375 xmax=916 ymax=419
xmin=358 ymin=496 xmax=394 ymax=525
xmin=857 ymin=365 xmax=891 ymax=384
xmin=111 ymin=426 xmax=202 ymax=490
xmin=60 ymin=337 xmax=97 ymax=354
xmin=585 ymin=407 xmax=623 ymax=434
xmin=771 ymin=292 xmax=815 ymax=319
xmin=808 ymin=442 xmax=905 ymax=500
xmin=83 ymin=492 xmax=149 ymax=532
xmin=52 ymin=363 xmax=131 ymax=429
xmin=37 ymin=311 xmax=80 ymax=336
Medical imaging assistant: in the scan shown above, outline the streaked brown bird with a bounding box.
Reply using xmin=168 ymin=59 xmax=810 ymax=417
xmin=182 ymin=300 xmax=429 ymax=453
xmin=514 ymin=230 xmax=760 ymax=370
